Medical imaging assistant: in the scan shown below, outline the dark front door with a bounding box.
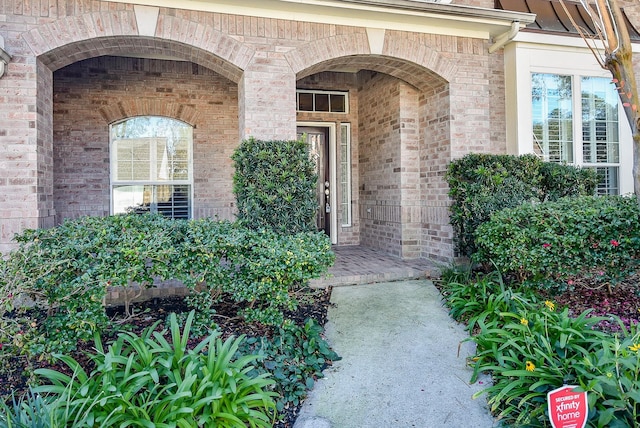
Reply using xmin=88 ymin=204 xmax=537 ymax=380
xmin=297 ymin=126 xmax=330 ymax=236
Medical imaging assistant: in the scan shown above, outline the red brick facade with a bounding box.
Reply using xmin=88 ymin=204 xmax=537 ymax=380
xmin=2 ymin=0 xmax=638 ymax=261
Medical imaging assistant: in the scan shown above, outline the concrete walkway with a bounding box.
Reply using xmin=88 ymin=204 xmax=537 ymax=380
xmin=294 ymin=280 xmax=497 ymax=428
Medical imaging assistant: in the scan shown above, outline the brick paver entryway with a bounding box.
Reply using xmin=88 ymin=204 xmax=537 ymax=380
xmin=310 ymin=245 xmax=437 ymax=288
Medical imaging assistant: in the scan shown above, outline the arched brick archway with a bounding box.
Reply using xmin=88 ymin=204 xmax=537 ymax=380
xmin=289 ymin=33 xmax=455 ymax=260
xmin=98 ymin=101 xmax=199 ymax=127
xmin=22 ymin=11 xmax=255 ymax=81
xmin=15 ymin=10 xmax=254 ymax=233
xmin=51 ymin=55 xmax=240 ymax=224
xmin=286 ymin=31 xmax=455 ymax=89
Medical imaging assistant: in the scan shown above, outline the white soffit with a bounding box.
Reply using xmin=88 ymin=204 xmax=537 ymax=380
xmin=114 ymin=0 xmax=534 ymax=39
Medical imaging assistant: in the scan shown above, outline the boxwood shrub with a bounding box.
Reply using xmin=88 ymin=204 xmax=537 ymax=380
xmin=474 ymin=195 xmax=640 ymax=288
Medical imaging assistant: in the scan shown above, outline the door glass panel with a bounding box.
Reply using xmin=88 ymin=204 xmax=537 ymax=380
xmin=308 ymin=132 xmax=326 ymax=232
xmin=298 ymin=128 xmax=329 ymax=235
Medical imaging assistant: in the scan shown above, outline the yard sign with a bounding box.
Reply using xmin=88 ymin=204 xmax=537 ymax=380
xmin=547 ymin=385 xmax=588 ymax=428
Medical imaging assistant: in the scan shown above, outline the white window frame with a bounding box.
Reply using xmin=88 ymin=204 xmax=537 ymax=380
xmin=109 ymin=116 xmax=194 ymax=218
xmin=504 ymin=33 xmax=635 ymax=195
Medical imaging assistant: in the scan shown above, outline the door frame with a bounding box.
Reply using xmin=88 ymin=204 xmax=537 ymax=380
xmin=297 ymin=121 xmax=338 ymax=245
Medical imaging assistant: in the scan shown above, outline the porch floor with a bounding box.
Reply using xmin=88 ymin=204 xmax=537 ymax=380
xmin=309 ymin=245 xmax=439 ymax=288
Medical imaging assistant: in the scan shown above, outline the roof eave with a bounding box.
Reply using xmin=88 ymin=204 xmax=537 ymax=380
xmin=109 ymin=0 xmax=536 ymax=38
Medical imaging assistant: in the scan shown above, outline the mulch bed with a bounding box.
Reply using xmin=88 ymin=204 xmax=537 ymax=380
xmin=543 ymin=277 xmax=640 ymax=331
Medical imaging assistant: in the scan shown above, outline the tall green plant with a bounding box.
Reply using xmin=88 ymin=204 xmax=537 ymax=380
xmin=470 ymin=304 xmax=609 ymax=426
xmin=232 ymin=138 xmax=318 ymax=235
xmin=440 ymin=270 xmax=640 ymax=427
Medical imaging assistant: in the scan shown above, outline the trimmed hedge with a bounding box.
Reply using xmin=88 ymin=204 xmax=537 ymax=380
xmin=474 ymin=195 xmax=640 ymax=288
xmin=447 ymin=154 xmax=597 ymax=257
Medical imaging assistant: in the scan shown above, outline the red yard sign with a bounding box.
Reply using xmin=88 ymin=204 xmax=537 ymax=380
xmin=547 ymin=385 xmax=588 ymax=428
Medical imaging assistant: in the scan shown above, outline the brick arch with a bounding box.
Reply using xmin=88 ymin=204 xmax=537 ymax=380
xmin=21 ymin=11 xmax=254 ymax=82
xmin=98 ymin=100 xmax=199 ymax=126
xmin=286 ymin=32 xmax=454 ymax=91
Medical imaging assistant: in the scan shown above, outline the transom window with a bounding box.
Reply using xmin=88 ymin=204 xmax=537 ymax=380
xmin=532 ymin=73 xmax=620 ymax=195
xmin=110 ymin=116 xmax=193 ymax=219
xmin=297 ymin=90 xmax=348 ymax=113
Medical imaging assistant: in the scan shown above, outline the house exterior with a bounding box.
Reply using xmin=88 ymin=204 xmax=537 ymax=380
xmin=0 ymin=0 xmax=639 ymax=260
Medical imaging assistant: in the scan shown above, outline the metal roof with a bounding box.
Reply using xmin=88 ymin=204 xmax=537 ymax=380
xmin=496 ymin=0 xmax=640 ymax=42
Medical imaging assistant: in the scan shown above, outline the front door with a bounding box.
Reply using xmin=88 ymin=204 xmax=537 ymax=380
xmin=297 ymin=126 xmax=330 ymax=236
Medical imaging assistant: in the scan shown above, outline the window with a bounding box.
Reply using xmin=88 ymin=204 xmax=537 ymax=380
xmin=340 ymin=123 xmax=352 ymax=227
xmin=532 ymin=73 xmax=620 ymax=195
xmin=110 ymin=116 xmax=193 ymax=219
xmin=297 ymin=90 xmax=348 ymax=113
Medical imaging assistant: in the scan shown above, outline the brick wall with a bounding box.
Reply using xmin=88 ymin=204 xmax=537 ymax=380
xmin=419 ymin=83 xmax=454 ymax=261
xmin=358 ymin=72 xmax=403 ymax=256
xmin=53 ymin=56 xmax=239 ymax=222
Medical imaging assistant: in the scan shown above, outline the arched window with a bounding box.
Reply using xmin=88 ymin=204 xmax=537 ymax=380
xmin=110 ymin=116 xmax=193 ymax=219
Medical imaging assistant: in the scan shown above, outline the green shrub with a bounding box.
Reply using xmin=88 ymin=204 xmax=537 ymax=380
xmin=540 ymin=162 xmax=599 ymax=201
xmin=232 ymin=137 xmax=318 ymax=235
xmin=177 ymin=219 xmax=334 ymax=326
xmin=474 ymin=195 xmax=640 ymax=289
xmin=2 ymin=214 xmax=334 ymax=356
xmin=446 ymin=154 xmax=596 ymax=257
xmin=33 ymin=311 xmax=277 ymax=427
xmin=3 ymin=214 xmax=181 ymax=355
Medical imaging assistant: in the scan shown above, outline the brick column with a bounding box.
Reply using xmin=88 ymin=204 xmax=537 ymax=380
xmin=238 ymin=55 xmax=296 ymax=141
xmin=398 ymin=83 xmax=422 ymax=259
xmin=0 ymin=57 xmax=54 ymax=254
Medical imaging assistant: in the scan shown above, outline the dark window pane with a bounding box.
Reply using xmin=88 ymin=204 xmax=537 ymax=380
xmin=330 ymin=94 xmax=346 ymax=112
xmin=315 ymin=93 xmax=329 ymax=112
xmin=298 ymin=92 xmax=313 ymax=111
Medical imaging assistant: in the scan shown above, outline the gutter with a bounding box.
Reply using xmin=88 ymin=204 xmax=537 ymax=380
xmin=489 ymin=20 xmax=522 ymax=53
xmin=287 ymin=0 xmax=535 ymax=23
